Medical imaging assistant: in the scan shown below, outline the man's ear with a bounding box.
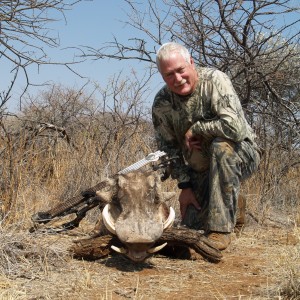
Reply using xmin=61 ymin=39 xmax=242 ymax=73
xmin=190 ymin=56 xmax=195 ymax=66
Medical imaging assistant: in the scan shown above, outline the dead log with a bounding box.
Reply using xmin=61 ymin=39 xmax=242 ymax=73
xmin=159 ymin=227 xmax=222 ymax=263
xmin=71 ymin=235 xmax=119 ymax=260
xmin=69 ymin=227 xmax=222 ymax=263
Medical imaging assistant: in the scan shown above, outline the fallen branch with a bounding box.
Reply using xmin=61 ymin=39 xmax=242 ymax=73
xmin=69 ymin=227 xmax=222 ymax=263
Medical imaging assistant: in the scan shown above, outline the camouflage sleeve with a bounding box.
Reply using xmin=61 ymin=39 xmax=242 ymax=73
xmin=152 ymin=88 xmax=191 ymax=183
xmin=190 ymin=70 xmax=251 ymax=142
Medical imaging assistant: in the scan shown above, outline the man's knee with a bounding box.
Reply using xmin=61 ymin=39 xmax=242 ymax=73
xmin=210 ymin=137 xmax=236 ymax=159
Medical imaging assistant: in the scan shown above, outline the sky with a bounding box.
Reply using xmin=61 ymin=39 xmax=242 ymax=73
xmin=1 ymin=1 xmax=299 ymax=112
xmin=1 ymin=1 xmax=164 ymax=112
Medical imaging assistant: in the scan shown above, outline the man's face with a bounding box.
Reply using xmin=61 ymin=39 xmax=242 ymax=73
xmin=159 ymin=52 xmax=198 ymax=96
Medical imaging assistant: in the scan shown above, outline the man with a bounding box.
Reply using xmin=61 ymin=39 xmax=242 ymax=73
xmin=152 ymin=42 xmax=260 ymax=250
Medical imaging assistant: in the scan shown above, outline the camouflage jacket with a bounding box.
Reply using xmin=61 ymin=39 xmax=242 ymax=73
xmin=152 ymin=67 xmax=258 ymax=183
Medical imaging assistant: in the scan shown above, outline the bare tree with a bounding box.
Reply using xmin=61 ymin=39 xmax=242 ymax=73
xmin=80 ymin=0 xmax=300 ymax=161
xmin=92 ymin=70 xmax=155 ymax=169
xmin=0 ymin=74 xmax=157 ymax=221
xmin=0 ymin=0 xmax=87 ymax=110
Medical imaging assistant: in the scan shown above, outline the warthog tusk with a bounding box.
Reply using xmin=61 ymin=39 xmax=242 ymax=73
xmin=102 ymin=204 xmax=116 ymax=235
xmin=111 ymin=245 xmax=128 ymax=254
xmin=163 ymin=207 xmax=175 ymax=230
xmin=147 ymin=242 xmax=168 ymax=254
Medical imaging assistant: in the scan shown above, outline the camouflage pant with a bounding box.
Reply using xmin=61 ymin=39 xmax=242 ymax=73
xmin=182 ymin=137 xmax=260 ymax=233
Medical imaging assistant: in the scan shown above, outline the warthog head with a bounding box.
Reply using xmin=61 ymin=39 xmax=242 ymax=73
xmin=97 ymin=171 xmax=175 ymax=262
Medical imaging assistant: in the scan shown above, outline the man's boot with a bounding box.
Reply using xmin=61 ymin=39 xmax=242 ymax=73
xmin=205 ymin=231 xmax=231 ymax=250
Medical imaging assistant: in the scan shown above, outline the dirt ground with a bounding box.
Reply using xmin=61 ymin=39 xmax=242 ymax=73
xmin=0 ymin=218 xmax=299 ymax=300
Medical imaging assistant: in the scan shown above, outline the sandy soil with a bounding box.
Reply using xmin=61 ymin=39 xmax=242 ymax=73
xmin=0 ymin=221 xmax=298 ymax=300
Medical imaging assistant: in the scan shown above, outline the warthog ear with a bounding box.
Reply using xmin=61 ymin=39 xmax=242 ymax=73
xmin=162 ymin=192 xmax=176 ymax=202
xmin=95 ymin=177 xmax=117 ymax=203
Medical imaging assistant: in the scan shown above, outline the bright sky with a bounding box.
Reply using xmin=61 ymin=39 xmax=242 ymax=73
xmin=1 ymin=1 xmax=164 ymax=111
xmin=2 ymin=1 xmax=299 ymax=112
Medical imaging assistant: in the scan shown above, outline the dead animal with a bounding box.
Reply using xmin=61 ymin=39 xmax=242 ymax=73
xmin=96 ymin=171 xmax=175 ymax=262
xmin=32 ymin=170 xmax=222 ymax=263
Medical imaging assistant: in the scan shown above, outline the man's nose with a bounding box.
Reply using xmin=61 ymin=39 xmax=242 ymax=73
xmin=174 ymin=72 xmax=182 ymax=82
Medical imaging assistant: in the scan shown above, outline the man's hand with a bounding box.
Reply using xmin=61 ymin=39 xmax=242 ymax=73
xmin=185 ymin=130 xmax=202 ymax=151
xmin=178 ymin=188 xmax=201 ymax=220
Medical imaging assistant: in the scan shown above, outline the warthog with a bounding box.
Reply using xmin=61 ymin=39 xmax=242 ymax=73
xmin=95 ymin=171 xmax=175 ymax=262
xmin=32 ymin=169 xmax=222 ymax=263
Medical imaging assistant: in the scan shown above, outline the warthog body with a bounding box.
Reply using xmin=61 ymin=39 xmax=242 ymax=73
xmin=97 ymin=171 xmax=175 ymax=262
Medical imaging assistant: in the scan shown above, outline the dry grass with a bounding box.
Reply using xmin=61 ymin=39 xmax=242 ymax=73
xmin=0 ymin=112 xmax=299 ymax=299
